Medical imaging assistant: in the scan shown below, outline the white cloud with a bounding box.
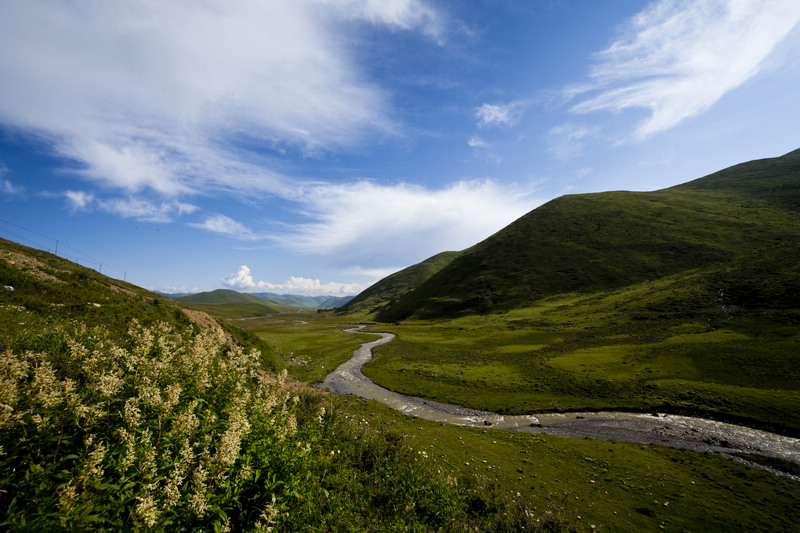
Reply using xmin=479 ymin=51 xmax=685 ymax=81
xmin=189 ymin=215 xmax=259 ymax=240
xmin=222 ymin=265 xmax=367 ymax=296
xmin=98 ymin=197 xmax=198 ymax=223
xmin=0 ymin=0 xmax=441 ymax=197
xmin=275 ymin=179 xmax=542 ymax=268
xmin=64 ymin=190 xmax=94 ymax=212
xmin=571 ymin=0 xmax=800 ymax=140
xmin=474 ymin=102 xmax=523 ymax=128
xmin=317 ymin=0 xmax=443 ymax=39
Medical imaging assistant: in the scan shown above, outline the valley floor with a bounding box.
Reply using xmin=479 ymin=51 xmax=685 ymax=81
xmin=323 ymin=327 xmax=800 ymax=479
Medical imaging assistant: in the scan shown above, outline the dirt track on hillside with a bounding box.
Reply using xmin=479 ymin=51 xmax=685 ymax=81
xmin=321 ymin=327 xmax=800 ymax=479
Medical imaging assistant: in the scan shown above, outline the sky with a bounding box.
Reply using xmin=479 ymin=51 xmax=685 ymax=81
xmin=1 ymin=0 xmax=799 ymax=296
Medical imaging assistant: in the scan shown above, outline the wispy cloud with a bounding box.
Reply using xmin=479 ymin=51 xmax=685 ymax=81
xmin=98 ymin=197 xmax=198 ymax=223
xmin=0 ymin=0 xmax=441 ymax=197
xmin=276 ymin=179 xmax=542 ymax=268
xmin=189 ymin=215 xmax=259 ymax=240
xmin=222 ymin=265 xmax=367 ymax=296
xmin=64 ymin=190 xmax=94 ymax=212
xmin=570 ymin=0 xmax=800 ymax=140
xmin=2 ymin=179 xmax=24 ymax=196
xmin=0 ymin=165 xmax=22 ymax=196
xmin=467 ymin=136 xmax=490 ymax=149
xmin=547 ymin=123 xmax=591 ymax=160
xmin=474 ymin=102 xmax=524 ymax=128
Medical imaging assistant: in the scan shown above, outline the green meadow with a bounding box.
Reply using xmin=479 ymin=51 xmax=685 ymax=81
xmin=360 ymin=271 xmax=800 ymax=434
xmin=235 ymin=311 xmax=800 ymax=531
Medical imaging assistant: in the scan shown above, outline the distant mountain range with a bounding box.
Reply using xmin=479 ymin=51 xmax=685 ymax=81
xmin=164 ymin=288 xmax=354 ymax=309
xmin=344 ymin=148 xmax=800 ymax=321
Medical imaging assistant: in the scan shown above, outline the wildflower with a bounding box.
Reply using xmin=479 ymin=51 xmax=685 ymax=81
xmin=189 ymin=456 xmax=210 ymax=516
xmin=133 ymin=484 xmax=161 ymax=528
xmin=123 ymin=398 xmax=142 ymax=429
xmin=116 ymin=427 xmax=137 ymax=472
xmin=79 ymin=440 xmax=107 ymax=486
xmin=94 ymin=371 xmax=123 ymax=398
xmin=31 ymin=361 xmax=62 ymax=409
xmin=213 ymin=393 xmax=251 ymax=470
xmin=138 ymin=429 xmax=157 ymax=478
xmin=254 ymin=498 xmax=278 ymax=532
xmin=57 ymin=480 xmax=79 ymax=513
xmin=172 ymin=401 xmax=200 ymax=438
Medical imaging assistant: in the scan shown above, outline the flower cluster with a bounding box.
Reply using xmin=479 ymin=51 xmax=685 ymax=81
xmin=0 ymin=317 xmax=313 ymax=531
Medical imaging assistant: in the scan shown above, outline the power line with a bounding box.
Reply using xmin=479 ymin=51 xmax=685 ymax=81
xmin=0 ymin=217 xmax=127 ymax=279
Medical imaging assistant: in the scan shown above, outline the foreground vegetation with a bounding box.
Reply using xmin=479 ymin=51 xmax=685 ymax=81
xmin=0 ymin=239 xmax=549 ymax=531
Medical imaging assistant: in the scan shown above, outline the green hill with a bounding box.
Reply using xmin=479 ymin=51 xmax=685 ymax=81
xmin=177 ymin=288 xmax=272 ymax=305
xmin=338 ymin=251 xmax=460 ymax=315
xmin=375 ymin=149 xmax=800 ymax=321
xmin=0 ymin=237 xmax=281 ymax=369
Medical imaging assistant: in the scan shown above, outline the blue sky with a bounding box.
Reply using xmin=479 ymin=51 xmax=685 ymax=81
xmin=1 ymin=0 xmax=799 ymax=296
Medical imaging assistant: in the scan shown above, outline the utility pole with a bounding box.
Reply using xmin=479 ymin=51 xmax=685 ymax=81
xmin=54 ymin=240 xmax=59 ymax=256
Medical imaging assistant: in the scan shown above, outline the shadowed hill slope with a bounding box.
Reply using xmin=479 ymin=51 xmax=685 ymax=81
xmin=375 ymin=149 xmax=800 ymax=321
xmin=337 ymin=251 xmax=460 ymax=315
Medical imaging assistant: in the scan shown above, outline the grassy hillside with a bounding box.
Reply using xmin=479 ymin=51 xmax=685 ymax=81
xmin=0 ymin=238 xmax=281 ymax=371
xmin=338 ymin=251 xmax=460 ymax=315
xmin=375 ymin=149 xmax=799 ymax=321
xmin=0 ymin=237 xmax=550 ymax=531
xmin=177 ymin=288 xmax=274 ymax=306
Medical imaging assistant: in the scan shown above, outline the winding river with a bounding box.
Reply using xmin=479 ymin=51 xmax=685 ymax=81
xmin=322 ymin=328 xmax=800 ymax=478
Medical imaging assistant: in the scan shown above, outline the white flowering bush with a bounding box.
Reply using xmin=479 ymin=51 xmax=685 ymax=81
xmin=0 ymin=308 xmax=545 ymax=532
xmin=0 ymin=319 xmax=312 ymax=531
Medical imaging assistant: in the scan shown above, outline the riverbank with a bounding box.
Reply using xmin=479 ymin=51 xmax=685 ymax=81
xmin=321 ymin=327 xmax=800 ymax=478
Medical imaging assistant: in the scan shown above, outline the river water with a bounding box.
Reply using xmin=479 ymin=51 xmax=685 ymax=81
xmin=322 ymin=328 xmax=800 ymax=477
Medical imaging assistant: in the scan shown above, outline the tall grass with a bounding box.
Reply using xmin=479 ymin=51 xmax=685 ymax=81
xmin=0 ymin=306 xmax=547 ymax=531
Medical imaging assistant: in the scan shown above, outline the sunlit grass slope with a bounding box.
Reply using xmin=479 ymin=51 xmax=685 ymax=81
xmin=376 ymin=149 xmax=800 ymax=321
xmin=0 ymin=238 xmax=280 ymax=371
xmin=177 ymin=288 xmax=275 ymax=306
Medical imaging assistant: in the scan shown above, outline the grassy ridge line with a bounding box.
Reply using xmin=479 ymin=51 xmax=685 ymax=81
xmin=338 ymin=251 xmax=460 ymax=315
xmin=176 ymin=288 xmax=274 ymax=306
xmin=0 ymin=237 xmax=283 ymax=371
xmin=375 ymin=149 xmax=800 ymax=321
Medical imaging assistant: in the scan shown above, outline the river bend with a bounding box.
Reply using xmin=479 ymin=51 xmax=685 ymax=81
xmin=322 ymin=328 xmax=800 ymax=477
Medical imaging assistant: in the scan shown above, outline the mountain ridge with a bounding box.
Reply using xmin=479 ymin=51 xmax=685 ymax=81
xmin=171 ymin=288 xmax=353 ymax=309
xmin=368 ymin=149 xmax=800 ymax=321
